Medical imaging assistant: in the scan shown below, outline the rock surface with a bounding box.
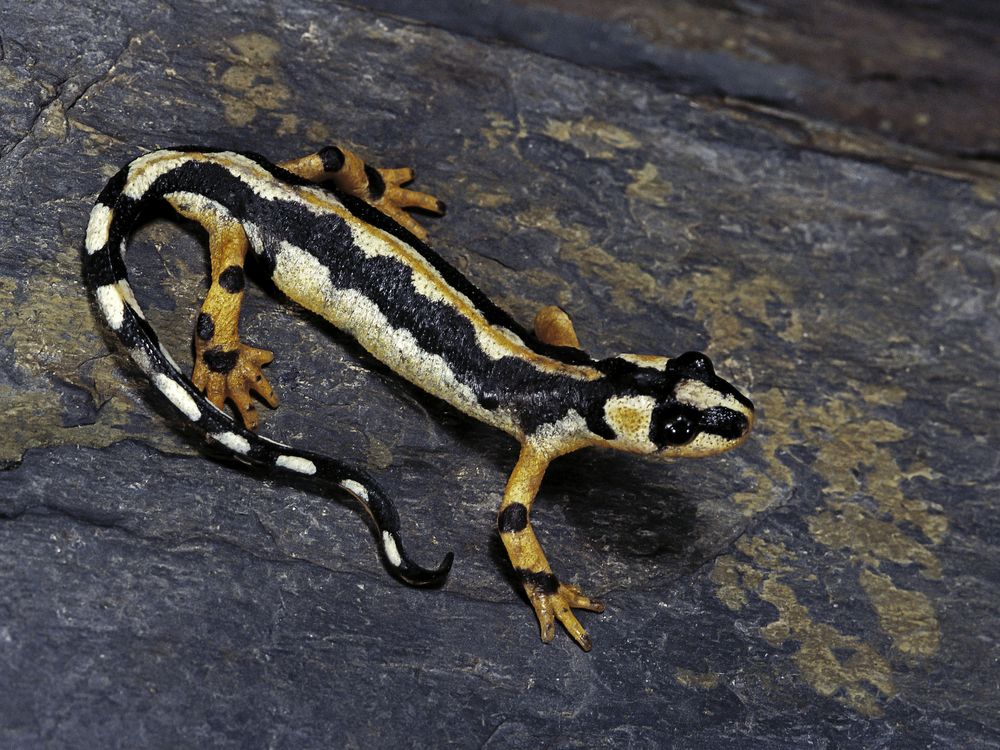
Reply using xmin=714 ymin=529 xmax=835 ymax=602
xmin=1 ymin=1 xmax=998 ymax=747
xmin=354 ymin=0 xmax=1000 ymax=164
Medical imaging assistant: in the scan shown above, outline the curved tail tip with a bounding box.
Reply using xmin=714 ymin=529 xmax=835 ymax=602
xmin=397 ymin=550 xmax=455 ymax=588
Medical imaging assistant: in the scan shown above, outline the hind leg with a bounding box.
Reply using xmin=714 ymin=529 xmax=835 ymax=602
xmin=167 ymin=195 xmax=278 ymax=430
xmin=279 ymin=145 xmax=445 ymax=240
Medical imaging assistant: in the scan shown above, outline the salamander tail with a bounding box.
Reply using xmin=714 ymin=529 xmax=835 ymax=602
xmin=83 ymin=151 xmax=453 ymax=588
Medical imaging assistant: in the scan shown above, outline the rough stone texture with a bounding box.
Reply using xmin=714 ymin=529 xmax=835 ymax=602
xmin=354 ymin=0 xmax=1000 ymax=168
xmin=1 ymin=1 xmax=999 ymax=747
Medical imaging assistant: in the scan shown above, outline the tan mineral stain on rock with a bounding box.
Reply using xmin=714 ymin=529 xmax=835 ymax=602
xmin=731 ymin=387 xmax=793 ymax=515
xmin=542 ymin=116 xmax=641 ymax=158
xmin=479 ymin=113 xmax=526 ymax=152
xmin=710 ymin=536 xmax=796 ymax=612
xmin=515 ymin=206 xmax=662 ymax=314
xmin=808 ymin=393 xmax=946 ymax=545
xmin=365 ymin=434 xmax=395 ymax=472
xmin=659 ymin=268 xmax=799 ymax=516
xmin=0 ymin=240 xmax=204 ymax=462
xmin=626 ymin=163 xmax=673 ymax=208
xmin=304 ymin=120 xmax=332 ymax=144
xmin=709 ymin=554 xmax=749 ymax=612
xmin=736 ymin=536 xmax=797 ymax=575
xmin=70 ymin=120 xmax=121 ymax=158
xmin=859 ymin=569 xmax=940 ymax=658
xmin=674 ymin=668 xmax=721 ymax=690
xmin=759 ymin=578 xmax=895 ymax=717
xmin=709 ymin=380 xmax=945 ymax=712
xmin=810 ymin=504 xmax=942 ymax=579
xmin=464 ymin=183 xmax=514 ymax=209
xmin=711 ymin=537 xmax=896 ymax=716
xmin=678 ymin=262 xmax=945 ymax=714
xmin=972 ymin=180 xmax=1000 ymax=204
xmin=666 ymin=267 xmax=803 ymax=350
xmin=218 ymin=33 xmax=291 ymax=128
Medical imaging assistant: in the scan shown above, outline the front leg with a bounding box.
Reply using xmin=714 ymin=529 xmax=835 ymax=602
xmin=498 ymin=444 xmax=604 ymax=650
xmin=279 ymin=145 xmax=445 ymax=240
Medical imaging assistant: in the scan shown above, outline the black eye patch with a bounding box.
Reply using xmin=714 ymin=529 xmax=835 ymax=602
xmin=650 ymin=403 xmax=698 ymax=447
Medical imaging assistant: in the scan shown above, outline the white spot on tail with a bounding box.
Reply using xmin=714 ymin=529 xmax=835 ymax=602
xmin=340 ymin=479 xmax=369 ymax=501
xmin=276 ymin=455 xmax=317 ymax=475
xmin=95 ymin=284 xmax=125 ymax=330
xmin=211 ymin=431 xmax=251 ymax=454
xmin=153 ymin=374 xmax=202 ymax=421
xmin=86 ymin=204 xmax=113 ymax=254
xmin=382 ymin=531 xmax=402 ymax=567
xmin=131 ymin=347 xmax=153 ymax=375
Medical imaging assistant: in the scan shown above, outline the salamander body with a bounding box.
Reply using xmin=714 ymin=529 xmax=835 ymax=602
xmin=84 ymin=146 xmax=754 ymax=650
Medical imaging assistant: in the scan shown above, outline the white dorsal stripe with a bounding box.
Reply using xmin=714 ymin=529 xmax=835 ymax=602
xmin=270 ymin=241 xmax=495 ymax=422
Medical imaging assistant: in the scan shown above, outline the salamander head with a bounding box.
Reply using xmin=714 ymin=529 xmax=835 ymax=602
xmin=598 ymin=351 xmax=754 ymax=458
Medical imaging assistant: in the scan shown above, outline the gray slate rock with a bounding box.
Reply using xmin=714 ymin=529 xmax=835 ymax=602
xmin=1 ymin=1 xmax=998 ymax=747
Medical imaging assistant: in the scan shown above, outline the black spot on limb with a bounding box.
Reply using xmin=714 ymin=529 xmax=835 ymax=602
xmin=498 ymin=503 xmax=529 ymax=533
xmin=318 ymin=146 xmax=345 ymax=173
xmin=218 ymin=265 xmax=245 ymax=293
xmin=204 ymin=347 xmax=239 ymax=373
xmin=363 ymin=164 xmax=386 ymax=201
xmin=196 ymin=312 xmax=215 ymax=340
xmin=516 ymin=568 xmax=560 ymax=595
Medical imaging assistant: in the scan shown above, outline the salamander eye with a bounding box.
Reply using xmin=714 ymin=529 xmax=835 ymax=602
xmin=651 ymin=405 xmax=697 ymax=446
xmin=669 ymin=351 xmax=714 ymax=375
